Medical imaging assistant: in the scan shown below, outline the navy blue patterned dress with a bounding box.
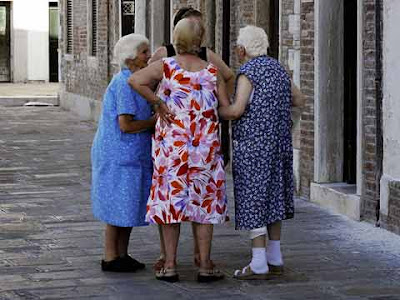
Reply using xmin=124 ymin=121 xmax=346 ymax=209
xmin=232 ymin=56 xmax=294 ymax=230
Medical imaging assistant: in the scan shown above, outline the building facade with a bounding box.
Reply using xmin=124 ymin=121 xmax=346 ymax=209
xmin=0 ymin=0 xmax=59 ymax=82
xmin=59 ymin=0 xmax=400 ymax=235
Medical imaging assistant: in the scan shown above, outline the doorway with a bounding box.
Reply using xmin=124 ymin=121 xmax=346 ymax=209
xmin=0 ymin=1 xmax=10 ymax=82
xmin=343 ymin=0 xmax=357 ymax=184
xmin=268 ymin=0 xmax=279 ymax=59
xmin=49 ymin=2 xmax=59 ymax=82
xmin=121 ymin=0 xmax=135 ymax=36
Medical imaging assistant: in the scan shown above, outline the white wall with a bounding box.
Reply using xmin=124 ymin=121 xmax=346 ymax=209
xmin=12 ymin=0 xmax=50 ymax=82
xmin=381 ymin=0 xmax=400 ymax=216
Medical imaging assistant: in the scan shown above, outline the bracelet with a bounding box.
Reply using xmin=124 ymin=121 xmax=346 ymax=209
xmin=152 ymin=98 xmax=163 ymax=110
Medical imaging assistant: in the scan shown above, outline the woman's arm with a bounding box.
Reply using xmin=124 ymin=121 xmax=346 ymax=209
xmin=118 ymin=114 xmax=156 ymax=134
xmin=218 ymin=75 xmax=253 ymax=120
xmin=291 ymin=83 xmax=306 ymax=107
xmin=216 ymin=74 xmax=230 ymax=108
xmin=207 ymin=49 xmax=235 ymax=97
xmin=128 ymin=61 xmax=174 ymax=123
xmin=148 ymin=46 xmax=167 ymax=64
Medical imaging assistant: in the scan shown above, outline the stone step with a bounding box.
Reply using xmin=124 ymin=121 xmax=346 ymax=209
xmin=0 ymin=96 xmax=59 ymax=107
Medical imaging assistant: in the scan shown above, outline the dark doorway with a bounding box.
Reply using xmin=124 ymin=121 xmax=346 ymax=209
xmin=121 ymin=0 xmax=135 ymax=36
xmin=343 ymin=0 xmax=357 ymax=184
xmin=49 ymin=2 xmax=59 ymax=82
xmin=0 ymin=1 xmax=10 ymax=82
xmin=268 ymin=0 xmax=279 ymax=59
xmin=221 ymin=0 xmax=230 ymax=166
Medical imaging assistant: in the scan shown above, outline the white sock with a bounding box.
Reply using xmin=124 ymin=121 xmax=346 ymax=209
xmin=266 ymin=240 xmax=283 ymax=266
xmin=249 ymin=248 xmax=269 ymax=274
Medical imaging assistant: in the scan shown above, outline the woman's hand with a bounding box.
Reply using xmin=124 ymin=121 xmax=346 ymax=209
xmin=154 ymin=101 xmax=175 ymax=126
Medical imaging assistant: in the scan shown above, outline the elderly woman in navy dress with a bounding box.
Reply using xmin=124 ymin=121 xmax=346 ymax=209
xmin=91 ymin=33 xmax=155 ymax=272
xmin=219 ymin=25 xmax=303 ymax=279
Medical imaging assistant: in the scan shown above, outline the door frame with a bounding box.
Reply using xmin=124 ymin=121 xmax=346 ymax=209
xmin=0 ymin=1 xmax=11 ymax=82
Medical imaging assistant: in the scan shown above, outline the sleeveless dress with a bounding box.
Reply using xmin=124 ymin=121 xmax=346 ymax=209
xmin=232 ymin=56 xmax=294 ymax=230
xmin=146 ymin=57 xmax=228 ymax=225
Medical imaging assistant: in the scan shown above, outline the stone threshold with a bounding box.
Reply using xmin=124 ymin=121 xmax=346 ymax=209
xmin=310 ymin=182 xmax=361 ymax=221
xmin=0 ymin=96 xmax=59 ymax=107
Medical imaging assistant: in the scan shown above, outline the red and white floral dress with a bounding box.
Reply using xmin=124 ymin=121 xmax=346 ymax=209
xmin=146 ymin=57 xmax=228 ymax=224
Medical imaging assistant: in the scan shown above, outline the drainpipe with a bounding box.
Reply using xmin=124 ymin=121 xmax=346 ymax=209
xmin=375 ymin=0 xmax=383 ymax=227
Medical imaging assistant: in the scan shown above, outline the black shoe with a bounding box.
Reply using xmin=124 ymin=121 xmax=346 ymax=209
xmin=120 ymin=255 xmax=146 ymax=270
xmin=101 ymin=257 xmax=137 ymax=272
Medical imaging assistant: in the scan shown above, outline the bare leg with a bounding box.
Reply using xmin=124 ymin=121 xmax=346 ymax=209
xmin=251 ymin=235 xmax=266 ymax=248
xmin=105 ymin=224 xmax=119 ymax=261
xmin=162 ymin=224 xmax=180 ymax=269
xmin=158 ymin=225 xmax=166 ymax=260
xmin=192 ymin=222 xmax=200 ymax=264
xmin=118 ymin=227 xmax=132 ymax=257
xmin=192 ymin=223 xmax=213 ymax=269
xmin=267 ymin=221 xmax=282 ymax=240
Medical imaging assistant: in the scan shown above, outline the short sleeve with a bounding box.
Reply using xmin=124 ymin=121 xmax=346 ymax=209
xmin=237 ymin=61 xmax=258 ymax=87
xmin=115 ymin=77 xmax=138 ymax=116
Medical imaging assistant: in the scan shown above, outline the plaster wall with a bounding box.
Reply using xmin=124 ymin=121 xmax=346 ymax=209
xmin=381 ymin=0 xmax=400 ymax=216
xmin=12 ymin=0 xmax=50 ymax=82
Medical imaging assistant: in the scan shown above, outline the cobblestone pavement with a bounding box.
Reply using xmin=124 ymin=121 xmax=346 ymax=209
xmin=1 ymin=106 xmax=400 ymax=300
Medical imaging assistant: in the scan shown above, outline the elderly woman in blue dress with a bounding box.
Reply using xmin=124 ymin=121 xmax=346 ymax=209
xmin=91 ymin=33 xmax=155 ymax=272
xmin=219 ymin=25 xmax=304 ymax=280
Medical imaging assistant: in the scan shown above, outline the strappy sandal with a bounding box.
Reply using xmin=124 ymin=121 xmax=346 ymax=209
xmin=153 ymin=257 xmax=165 ymax=272
xmin=197 ymin=268 xmax=225 ymax=283
xmin=155 ymin=267 xmax=179 ymax=283
xmin=268 ymin=263 xmax=284 ymax=275
xmin=233 ymin=265 xmax=274 ymax=280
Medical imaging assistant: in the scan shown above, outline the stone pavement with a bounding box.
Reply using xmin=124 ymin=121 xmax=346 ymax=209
xmin=1 ymin=106 xmax=400 ymax=300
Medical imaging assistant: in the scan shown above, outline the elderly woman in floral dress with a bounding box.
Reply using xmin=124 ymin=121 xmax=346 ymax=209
xmin=130 ymin=18 xmax=230 ymax=282
xmin=219 ymin=25 xmax=303 ymax=280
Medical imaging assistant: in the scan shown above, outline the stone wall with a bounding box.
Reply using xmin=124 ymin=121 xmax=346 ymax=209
xmin=299 ymin=0 xmax=315 ymax=199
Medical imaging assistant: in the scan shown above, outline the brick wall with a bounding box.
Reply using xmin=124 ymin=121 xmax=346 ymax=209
xmin=361 ymin=0 xmax=380 ymax=222
xmin=299 ymin=0 xmax=315 ymax=199
xmin=60 ymin=0 xmax=110 ymax=103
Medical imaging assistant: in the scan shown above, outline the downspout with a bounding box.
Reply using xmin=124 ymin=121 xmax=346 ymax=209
xmin=375 ymin=0 xmax=383 ymax=226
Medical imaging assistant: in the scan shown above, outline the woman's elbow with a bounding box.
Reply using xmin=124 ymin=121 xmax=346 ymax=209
xmin=128 ymin=75 xmax=139 ymax=90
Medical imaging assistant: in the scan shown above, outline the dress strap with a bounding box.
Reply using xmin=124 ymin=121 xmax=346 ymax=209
xmin=165 ymin=44 xmax=176 ymax=57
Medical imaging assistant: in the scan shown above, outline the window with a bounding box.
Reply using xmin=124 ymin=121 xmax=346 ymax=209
xmin=66 ymin=0 xmax=73 ymax=54
xmin=90 ymin=0 xmax=98 ymax=56
xmin=121 ymin=0 xmax=135 ymax=37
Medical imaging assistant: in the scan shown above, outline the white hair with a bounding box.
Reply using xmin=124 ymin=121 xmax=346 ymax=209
xmin=237 ymin=25 xmax=269 ymax=58
xmin=113 ymin=33 xmax=149 ymax=68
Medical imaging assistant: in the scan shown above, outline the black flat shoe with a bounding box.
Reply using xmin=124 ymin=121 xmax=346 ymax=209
xmin=120 ymin=255 xmax=145 ymax=270
xmin=101 ymin=257 xmax=137 ymax=272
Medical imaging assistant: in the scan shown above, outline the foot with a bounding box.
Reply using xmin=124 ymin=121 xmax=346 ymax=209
xmin=155 ymin=267 xmax=179 ymax=283
xmin=153 ymin=257 xmax=165 ymax=272
xmin=197 ymin=268 xmax=225 ymax=283
xmin=101 ymin=257 xmax=137 ymax=272
xmin=120 ymin=255 xmax=145 ymax=270
xmin=233 ymin=265 xmax=275 ymax=280
xmin=267 ymin=263 xmax=284 ymax=275
xmin=194 ymin=255 xmax=216 ymax=268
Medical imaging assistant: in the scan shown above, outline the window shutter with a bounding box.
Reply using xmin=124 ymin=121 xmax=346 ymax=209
xmin=66 ymin=0 xmax=73 ymax=54
xmin=91 ymin=0 xmax=97 ymax=56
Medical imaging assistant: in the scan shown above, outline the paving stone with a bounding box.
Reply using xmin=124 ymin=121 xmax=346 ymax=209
xmin=1 ymin=106 xmax=400 ymax=299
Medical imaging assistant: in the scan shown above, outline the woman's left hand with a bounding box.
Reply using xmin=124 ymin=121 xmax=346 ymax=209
xmin=155 ymin=101 xmax=175 ymax=126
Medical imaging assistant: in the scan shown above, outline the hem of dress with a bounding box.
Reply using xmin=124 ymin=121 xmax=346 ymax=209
xmin=94 ymin=214 xmax=149 ymax=228
xmin=146 ymin=215 xmax=228 ymax=225
xmin=234 ymin=213 xmax=294 ymax=231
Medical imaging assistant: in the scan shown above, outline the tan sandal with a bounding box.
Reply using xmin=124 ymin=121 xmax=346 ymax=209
xmin=233 ymin=265 xmax=274 ymax=280
xmin=155 ymin=267 xmax=179 ymax=283
xmin=268 ymin=263 xmax=284 ymax=275
xmin=197 ymin=268 xmax=225 ymax=282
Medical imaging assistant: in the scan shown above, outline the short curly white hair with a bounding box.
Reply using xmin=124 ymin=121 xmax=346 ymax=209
xmin=113 ymin=33 xmax=149 ymax=68
xmin=237 ymin=25 xmax=269 ymax=58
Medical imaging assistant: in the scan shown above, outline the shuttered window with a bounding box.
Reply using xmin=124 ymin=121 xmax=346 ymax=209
xmin=66 ymin=0 xmax=72 ymax=54
xmin=91 ymin=0 xmax=98 ymax=56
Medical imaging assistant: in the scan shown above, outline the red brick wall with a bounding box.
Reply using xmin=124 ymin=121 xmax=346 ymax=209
xmin=361 ymin=0 xmax=380 ymax=222
xmin=299 ymin=0 xmax=315 ymax=199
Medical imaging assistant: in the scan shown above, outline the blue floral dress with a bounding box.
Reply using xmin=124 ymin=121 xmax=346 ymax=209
xmin=91 ymin=68 xmax=153 ymax=227
xmin=232 ymin=56 xmax=294 ymax=230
